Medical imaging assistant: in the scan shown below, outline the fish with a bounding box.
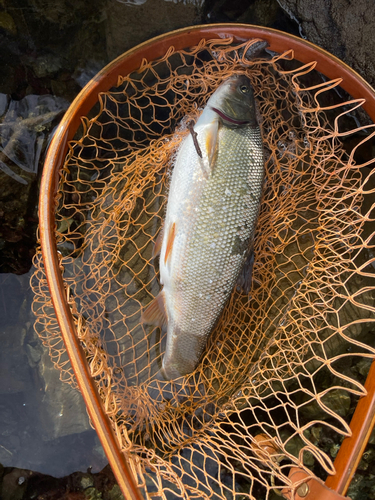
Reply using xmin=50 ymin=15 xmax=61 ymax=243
xmin=143 ymin=74 xmax=265 ymax=380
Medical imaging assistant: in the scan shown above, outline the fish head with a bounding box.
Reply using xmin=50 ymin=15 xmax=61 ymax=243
xmin=208 ymin=74 xmax=257 ymax=127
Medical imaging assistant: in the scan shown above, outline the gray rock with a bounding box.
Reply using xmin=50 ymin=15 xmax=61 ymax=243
xmin=34 ymin=53 xmax=63 ymax=78
xmin=105 ymin=0 xmax=200 ymax=60
xmin=355 ymin=358 xmax=372 ymax=378
xmin=108 ymin=484 xmax=125 ymax=500
xmin=0 ymin=94 xmax=69 ymax=273
xmin=0 ymin=468 xmax=30 ymax=500
xmin=277 ymin=0 xmax=375 ymax=87
xmin=299 ymin=388 xmax=351 ymax=420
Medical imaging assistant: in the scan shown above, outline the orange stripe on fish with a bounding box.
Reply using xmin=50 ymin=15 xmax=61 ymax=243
xmin=164 ymin=222 xmax=176 ymax=265
xmin=205 ymin=118 xmax=219 ymax=168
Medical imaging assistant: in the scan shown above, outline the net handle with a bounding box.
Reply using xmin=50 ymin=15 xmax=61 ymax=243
xmin=39 ymin=24 xmax=375 ymax=499
xmin=325 ymin=359 xmax=375 ymax=495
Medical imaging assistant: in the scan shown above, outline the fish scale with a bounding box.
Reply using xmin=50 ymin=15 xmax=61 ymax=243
xmin=143 ymin=75 xmax=265 ymax=380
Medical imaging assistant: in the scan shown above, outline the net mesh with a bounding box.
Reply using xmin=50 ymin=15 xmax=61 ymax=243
xmin=31 ymin=37 xmax=375 ymax=499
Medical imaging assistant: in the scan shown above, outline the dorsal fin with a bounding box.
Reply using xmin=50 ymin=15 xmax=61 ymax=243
xmin=164 ymin=222 xmax=176 ymax=265
xmin=142 ymin=291 xmax=167 ymax=329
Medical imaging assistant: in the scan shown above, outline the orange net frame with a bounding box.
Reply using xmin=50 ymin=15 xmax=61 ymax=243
xmin=31 ymin=37 xmax=375 ymax=499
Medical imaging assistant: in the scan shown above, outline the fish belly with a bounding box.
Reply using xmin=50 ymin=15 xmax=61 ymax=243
xmin=161 ymin=125 xmax=264 ymax=379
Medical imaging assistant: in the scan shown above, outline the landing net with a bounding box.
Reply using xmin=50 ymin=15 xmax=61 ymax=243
xmin=31 ymin=38 xmax=375 ymax=499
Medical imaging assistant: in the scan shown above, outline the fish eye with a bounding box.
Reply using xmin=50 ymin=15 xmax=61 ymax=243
xmin=240 ymin=85 xmax=249 ymax=94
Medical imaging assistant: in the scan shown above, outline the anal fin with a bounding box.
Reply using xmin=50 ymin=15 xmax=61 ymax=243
xmin=142 ymin=290 xmax=167 ymax=329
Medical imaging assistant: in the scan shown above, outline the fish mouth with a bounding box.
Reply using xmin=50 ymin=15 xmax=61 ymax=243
xmin=211 ymin=106 xmax=251 ymax=125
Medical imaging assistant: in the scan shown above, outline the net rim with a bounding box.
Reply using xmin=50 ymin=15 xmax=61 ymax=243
xmin=38 ymin=24 xmax=375 ymax=500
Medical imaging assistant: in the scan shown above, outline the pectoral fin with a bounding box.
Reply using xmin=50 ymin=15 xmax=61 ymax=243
xmin=142 ymin=290 xmax=167 ymax=329
xmin=205 ymin=118 xmax=219 ymax=169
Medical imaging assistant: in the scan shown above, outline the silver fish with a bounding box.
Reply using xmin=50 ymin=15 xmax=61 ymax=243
xmin=144 ymin=74 xmax=264 ymax=380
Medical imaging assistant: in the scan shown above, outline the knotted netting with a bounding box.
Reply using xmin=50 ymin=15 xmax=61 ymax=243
xmin=31 ymin=37 xmax=375 ymax=499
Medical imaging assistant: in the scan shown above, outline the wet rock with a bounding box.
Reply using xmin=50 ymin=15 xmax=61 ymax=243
xmin=105 ymin=0 xmax=200 ymax=60
xmin=27 ymin=53 xmax=64 ymax=79
xmin=302 ymin=450 xmax=315 ymax=467
xmin=330 ymin=443 xmax=340 ymax=458
xmin=354 ymin=358 xmax=372 ymax=378
xmin=206 ymin=0 xmax=291 ymax=29
xmin=0 ymin=94 xmax=68 ymax=176
xmin=23 ymin=0 xmax=108 ymax=90
xmin=357 ymin=447 xmax=375 ymax=471
xmin=108 ymin=484 xmax=125 ymax=500
xmin=322 ymin=389 xmax=352 ymax=418
xmin=283 ymin=433 xmax=306 ymax=456
xmin=29 ymin=0 xmax=104 ymax=28
xmin=347 ymin=472 xmax=375 ymax=500
xmin=0 ymin=468 xmax=31 ymax=500
xmin=0 ymin=94 xmax=68 ymax=274
xmin=0 ymin=12 xmax=17 ymax=36
xmin=84 ymin=486 xmax=103 ymax=500
xmin=50 ymin=78 xmax=69 ymax=97
xmin=11 ymin=465 xmax=124 ymax=500
xmin=299 ymin=388 xmax=351 ymax=420
xmin=0 ymin=0 xmax=106 ymax=99
xmin=368 ymin=425 xmax=375 ymax=445
xmin=277 ymin=0 xmax=375 ymax=87
xmin=80 ymin=474 xmax=95 ymax=490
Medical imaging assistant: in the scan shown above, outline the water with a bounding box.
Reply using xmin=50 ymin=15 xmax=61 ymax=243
xmin=0 ymin=272 xmax=107 ymax=474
